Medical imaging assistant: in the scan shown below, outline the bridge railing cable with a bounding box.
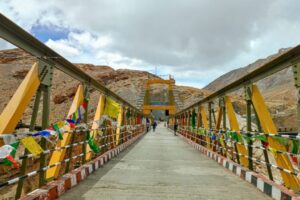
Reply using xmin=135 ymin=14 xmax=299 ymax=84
xmin=174 ymin=127 xmax=300 ymax=182
xmin=0 ymin=125 xmax=146 ymax=189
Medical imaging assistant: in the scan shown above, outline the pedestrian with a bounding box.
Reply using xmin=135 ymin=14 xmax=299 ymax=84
xmin=152 ymin=121 xmax=157 ymax=132
xmin=146 ymin=118 xmax=150 ymax=132
xmin=174 ymin=120 xmax=178 ymax=136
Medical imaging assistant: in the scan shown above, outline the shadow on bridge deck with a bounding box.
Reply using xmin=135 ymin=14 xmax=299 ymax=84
xmin=59 ymin=124 xmax=270 ymax=200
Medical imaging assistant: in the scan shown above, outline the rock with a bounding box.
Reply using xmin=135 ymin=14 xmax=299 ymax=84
xmin=66 ymin=86 xmax=78 ymax=98
xmin=53 ymin=94 xmax=68 ymax=104
xmin=12 ymin=69 xmax=29 ymax=79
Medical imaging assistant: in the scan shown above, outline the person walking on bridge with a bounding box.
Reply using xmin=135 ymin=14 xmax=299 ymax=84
xmin=152 ymin=121 xmax=157 ymax=132
xmin=174 ymin=120 xmax=178 ymax=136
xmin=146 ymin=118 xmax=150 ymax=132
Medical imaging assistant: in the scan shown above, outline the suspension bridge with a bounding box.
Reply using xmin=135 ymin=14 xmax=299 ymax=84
xmin=1 ymin=13 xmax=300 ymax=200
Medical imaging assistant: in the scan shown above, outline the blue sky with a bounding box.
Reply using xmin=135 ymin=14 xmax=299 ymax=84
xmin=1 ymin=0 xmax=300 ymax=88
xmin=31 ymin=24 xmax=69 ymax=42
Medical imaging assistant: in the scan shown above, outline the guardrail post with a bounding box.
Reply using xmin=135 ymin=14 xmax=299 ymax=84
xmin=222 ymin=99 xmax=228 ymax=159
xmin=15 ymin=87 xmax=42 ymax=200
xmin=245 ymin=85 xmax=253 ymax=170
xmin=39 ymin=61 xmax=53 ymax=187
xmin=81 ymin=82 xmax=89 ymax=165
xmin=212 ymin=108 xmax=216 ymax=127
xmin=208 ymin=102 xmax=213 ymax=131
xmin=217 ymin=97 xmax=226 ymax=155
xmin=196 ymin=107 xmax=200 ymax=144
xmin=39 ymin=85 xmax=50 ymax=186
xmin=208 ymin=102 xmax=213 ymax=149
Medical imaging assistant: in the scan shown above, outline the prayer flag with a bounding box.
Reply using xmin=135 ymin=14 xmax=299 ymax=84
xmin=21 ymin=137 xmax=43 ymax=156
xmin=0 ymin=141 xmax=20 ymax=168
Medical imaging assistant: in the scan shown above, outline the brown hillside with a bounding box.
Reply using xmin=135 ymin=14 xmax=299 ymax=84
xmin=0 ymin=48 xmax=204 ymax=125
xmin=203 ymin=47 xmax=297 ymax=131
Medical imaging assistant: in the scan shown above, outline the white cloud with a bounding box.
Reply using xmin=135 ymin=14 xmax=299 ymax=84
xmin=43 ymin=31 xmax=148 ymax=70
xmin=1 ymin=0 xmax=300 ymax=88
xmin=45 ymin=39 xmax=80 ymax=57
xmin=0 ymin=39 xmax=15 ymax=50
xmin=68 ymin=32 xmax=112 ymax=50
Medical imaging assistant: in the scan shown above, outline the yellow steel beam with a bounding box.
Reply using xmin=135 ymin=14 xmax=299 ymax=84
xmin=215 ymin=106 xmax=228 ymax=156
xmin=0 ymin=63 xmax=40 ymax=135
xmin=224 ymin=96 xmax=239 ymax=130
xmin=116 ymin=106 xmax=123 ymax=146
xmin=85 ymin=95 xmax=105 ymax=161
xmin=143 ymin=109 xmax=151 ymax=116
xmin=46 ymin=85 xmax=84 ymax=179
xmin=225 ymin=96 xmax=248 ymax=167
xmin=200 ymin=105 xmax=210 ymax=148
xmin=143 ymin=105 xmax=176 ymax=110
xmin=251 ymin=85 xmax=300 ymax=191
xmin=146 ymin=79 xmax=172 ymax=85
xmin=169 ymin=109 xmax=176 ymax=115
xmin=200 ymin=106 xmax=208 ymax=129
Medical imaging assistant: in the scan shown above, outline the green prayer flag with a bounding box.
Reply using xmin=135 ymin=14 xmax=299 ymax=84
xmin=191 ymin=110 xmax=196 ymax=129
xmin=242 ymin=134 xmax=251 ymax=144
xmin=126 ymin=110 xmax=131 ymax=119
xmin=230 ymin=131 xmax=242 ymax=142
xmin=88 ymin=132 xmax=100 ymax=153
xmin=52 ymin=123 xmax=63 ymax=140
xmin=254 ymin=135 xmax=267 ymax=142
xmin=291 ymin=140 xmax=299 ymax=154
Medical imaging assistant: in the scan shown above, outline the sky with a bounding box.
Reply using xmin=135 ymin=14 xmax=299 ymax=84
xmin=1 ymin=0 xmax=300 ymax=88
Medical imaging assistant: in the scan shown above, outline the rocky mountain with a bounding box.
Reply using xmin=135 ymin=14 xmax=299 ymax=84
xmin=0 ymin=48 xmax=205 ymax=125
xmin=204 ymin=48 xmax=293 ymax=92
xmin=0 ymin=47 xmax=295 ymax=130
xmin=204 ymin=47 xmax=297 ymax=131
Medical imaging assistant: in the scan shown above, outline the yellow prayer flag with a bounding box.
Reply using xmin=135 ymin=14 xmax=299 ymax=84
xmin=103 ymin=97 xmax=120 ymax=119
xmin=220 ymin=135 xmax=226 ymax=148
xmin=21 ymin=137 xmax=43 ymax=156
xmin=57 ymin=121 xmax=65 ymax=128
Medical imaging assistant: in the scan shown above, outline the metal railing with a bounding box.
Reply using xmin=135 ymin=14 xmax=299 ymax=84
xmin=174 ymin=44 xmax=300 ymax=192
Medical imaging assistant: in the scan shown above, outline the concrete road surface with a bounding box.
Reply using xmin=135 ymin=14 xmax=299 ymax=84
xmin=60 ymin=124 xmax=270 ymax=200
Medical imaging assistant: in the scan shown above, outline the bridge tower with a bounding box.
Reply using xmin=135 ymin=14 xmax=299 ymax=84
xmin=143 ymin=75 xmax=176 ymax=124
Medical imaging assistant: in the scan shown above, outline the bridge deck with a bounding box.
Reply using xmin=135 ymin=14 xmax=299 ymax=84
xmin=60 ymin=124 xmax=270 ymax=200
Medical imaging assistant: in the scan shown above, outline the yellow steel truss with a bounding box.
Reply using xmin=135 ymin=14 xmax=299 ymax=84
xmin=224 ymin=96 xmax=248 ymax=167
xmin=199 ymin=105 xmax=210 ymax=148
xmin=46 ymin=85 xmax=84 ymax=179
xmin=0 ymin=63 xmax=40 ymax=136
xmin=116 ymin=106 xmax=123 ymax=146
xmin=85 ymin=95 xmax=106 ymax=161
xmin=251 ymin=85 xmax=300 ymax=191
